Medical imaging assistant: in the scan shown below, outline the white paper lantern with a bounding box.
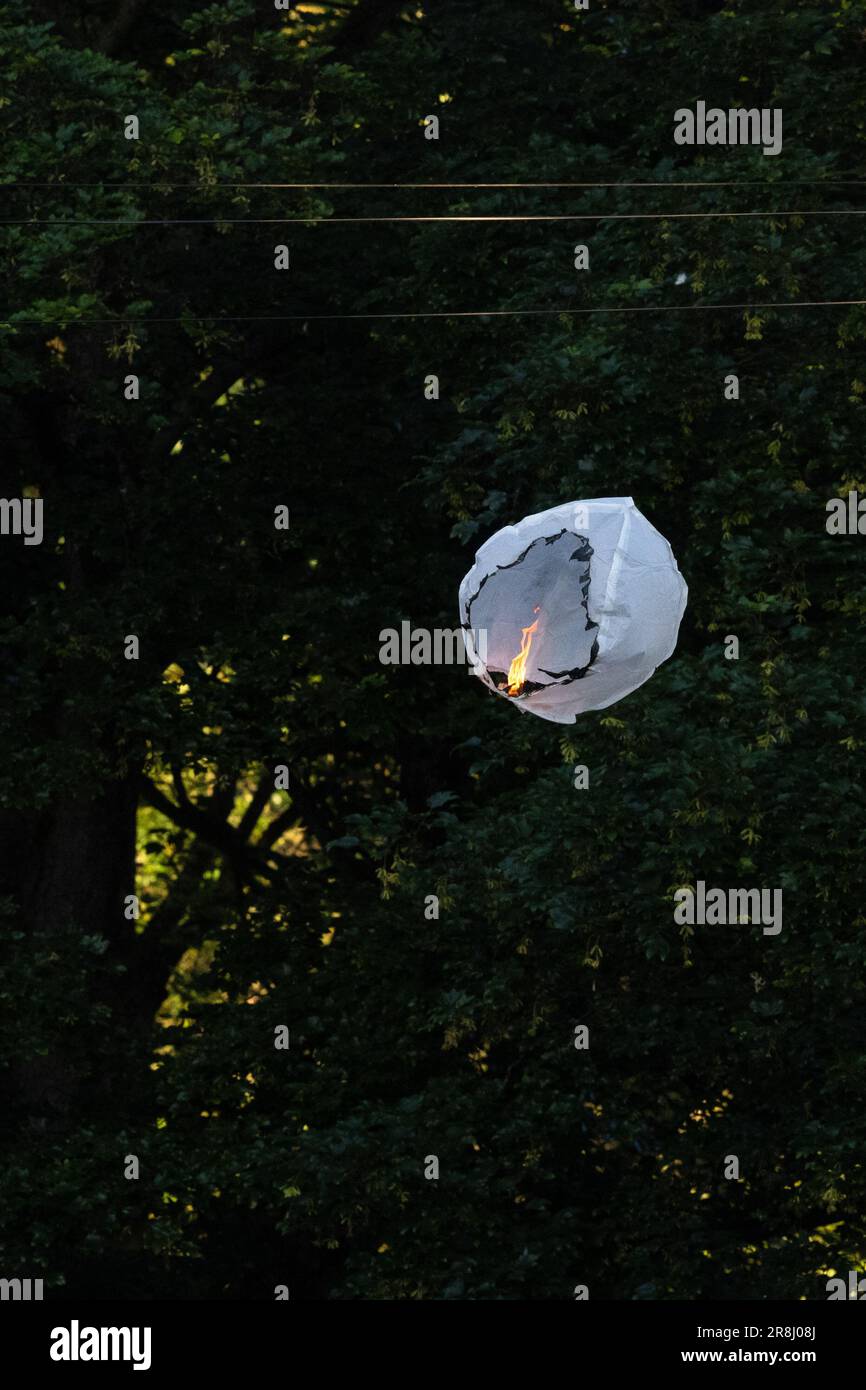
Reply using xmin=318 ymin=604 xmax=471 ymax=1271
xmin=459 ymin=496 xmax=687 ymax=724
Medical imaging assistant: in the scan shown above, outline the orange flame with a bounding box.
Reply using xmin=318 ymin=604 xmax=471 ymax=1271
xmin=506 ymin=607 xmax=540 ymax=696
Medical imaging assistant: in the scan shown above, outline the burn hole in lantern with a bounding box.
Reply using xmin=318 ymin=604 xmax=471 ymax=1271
xmin=464 ymin=529 xmax=599 ymax=697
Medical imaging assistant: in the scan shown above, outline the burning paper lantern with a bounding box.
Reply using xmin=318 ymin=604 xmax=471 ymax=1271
xmin=459 ymin=496 xmax=687 ymax=724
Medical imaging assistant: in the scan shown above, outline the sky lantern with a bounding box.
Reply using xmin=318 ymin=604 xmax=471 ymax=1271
xmin=459 ymin=497 xmax=688 ymax=724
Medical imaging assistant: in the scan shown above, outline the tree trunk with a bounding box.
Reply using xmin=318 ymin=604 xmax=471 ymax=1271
xmin=28 ymin=776 xmax=138 ymax=939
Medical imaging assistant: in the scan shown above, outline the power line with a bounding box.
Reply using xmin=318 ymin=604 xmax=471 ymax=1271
xmin=3 ymin=209 xmax=866 ymax=226
xmin=4 ymin=179 xmax=866 ymax=189
xmin=4 ymin=298 xmax=865 ymax=327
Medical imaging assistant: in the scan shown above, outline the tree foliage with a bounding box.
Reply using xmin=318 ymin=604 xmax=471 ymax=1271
xmin=2 ymin=0 xmax=865 ymax=1298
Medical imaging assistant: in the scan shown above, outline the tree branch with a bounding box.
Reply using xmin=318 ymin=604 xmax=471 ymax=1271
xmin=256 ymin=803 xmax=299 ymax=855
xmin=237 ymin=773 xmax=274 ymax=841
xmin=138 ymin=774 xmax=261 ymax=871
xmin=171 ymin=763 xmax=191 ymax=808
xmin=137 ymin=774 xmax=317 ymax=892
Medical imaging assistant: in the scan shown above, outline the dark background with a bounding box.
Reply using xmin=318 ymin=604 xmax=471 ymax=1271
xmin=1 ymin=0 xmax=865 ymax=1299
